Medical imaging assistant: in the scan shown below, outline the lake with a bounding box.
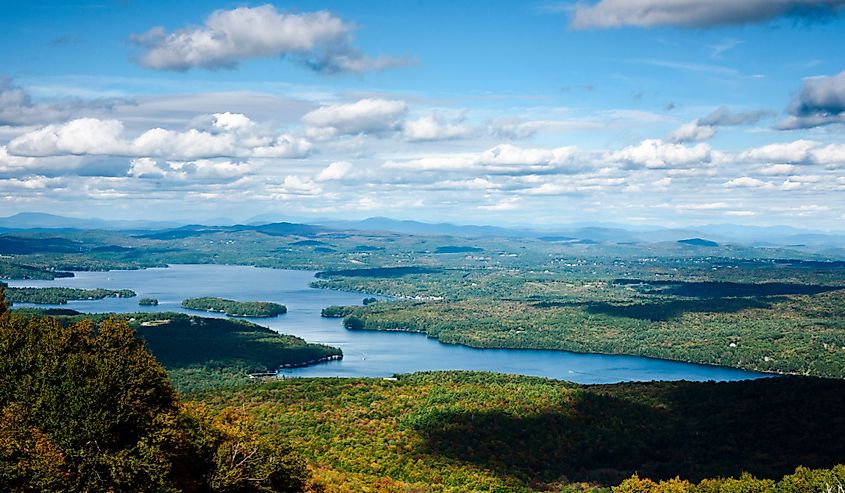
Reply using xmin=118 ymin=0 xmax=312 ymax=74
xmin=7 ymin=264 xmax=766 ymax=384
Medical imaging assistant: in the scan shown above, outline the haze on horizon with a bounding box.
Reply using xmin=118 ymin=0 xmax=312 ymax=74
xmin=1 ymin=1 xmax=844 ymax=229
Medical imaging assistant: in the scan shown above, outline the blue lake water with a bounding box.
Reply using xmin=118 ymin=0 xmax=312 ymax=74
xmin=7 ymin=264 xmax=766 ymax=384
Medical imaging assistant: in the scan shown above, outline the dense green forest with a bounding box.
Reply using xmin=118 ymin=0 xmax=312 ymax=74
xmin=338 ymin=289 xmax=845 ymax=378
xmin=0 ymin=303 xmax=309 ymax=492
xmin=0 ymin=259 xmax=73 ymax=280
xmin=2 ymin=286 xmax=135 ymax=304
xmin=198 ymin=371 xmax=845 ymax=492
xmin=138 ymin=297 xmax=158 ymax=305
xmin=14 ymin=309 xmax=342 ymax=393
xmin=182 ymin=297 xmax=287 ymax=317
xmin=321 ymin=305 xmax=357 ymax=318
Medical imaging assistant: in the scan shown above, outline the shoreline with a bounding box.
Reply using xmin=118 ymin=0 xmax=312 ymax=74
xmin=6 ymin=263 xmax=804 ymax=381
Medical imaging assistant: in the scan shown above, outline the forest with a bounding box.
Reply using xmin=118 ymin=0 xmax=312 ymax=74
xmin=2 ymin=286 xmax=136 ymax=304
xmin=0 ymin=305 xmax=310 ymax=492
xmin=13 ymin=308 xmax=341 ymax=393
xmin=182 ymin=296 xmax=288 ymax=317
xmin=336 ymin=285 xmax=845 ymax=379
xmin=197 ymin=371 xmax=845 ymax=492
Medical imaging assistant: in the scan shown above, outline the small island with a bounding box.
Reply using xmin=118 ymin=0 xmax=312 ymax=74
xmin=3 ymin=286 xmax=136 ymax=304
xmin=181 ymin=297 xmax=287 ymax=317
xmin=322 ymin=297 xmax=377 ymax=318
xmin=138 ymin=297 xmax=159 ymax=306
xmin=321 ymin=305 xmax=356 ymax=318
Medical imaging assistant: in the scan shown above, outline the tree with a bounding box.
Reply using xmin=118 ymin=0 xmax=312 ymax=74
xmin=0 ymin=312 xmax=308 ymax=492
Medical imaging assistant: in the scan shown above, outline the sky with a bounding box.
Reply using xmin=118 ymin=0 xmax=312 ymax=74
xmin=1 ymin=0 xmax=845 ymax=229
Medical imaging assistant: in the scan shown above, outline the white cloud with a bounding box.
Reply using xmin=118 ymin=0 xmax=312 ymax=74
xmin=756 ymin=164 xmax=797 ymax=176
xmin=9 ymin=118 xmax=126 ymax=157
xmin=669 ymin=121 xmax=717 ymax=143
xmin=478 ymin=196 xmax=522 ymax=211
xmin=317 ymin=161 xmax=352 ymax=181
xmin=780 ymin=180 xmax=803 ymax=191
xmin=0 ymin=145 xmax=38 ymax=172
xmin=739 ymin=140 xmax=817 ymax=163
xmin=127 ymin=157 xmax=164 ymax=179
xmin=528 ymin=176 xmax=628 ymax=195
xmin=208 ymin=112 xmax=255 ymax=133
xmin=676 ymin=202 xmax=731 ymax=210
xmin=278 ymin=175 xmax=322 ymax=195
xmin=811 ymin=143 xmax=845 ymax=165
xmin=128 ymin=157 xmax=255 ymax=182
xmin=724 ymin=177 xmax=773 ymax=188
xmin=607 ymin=139 xmax=717 ymax=168
xmin=402 ymin=116 xmax=471 ymax=142
xmin=384 ymin=144 xmax=580 ymax=174
xmin=302 ymin=99 xmax=407 ymax=138
xmin=739 ymin=140 xmax=845 ymax=166
xmin=131 ymin=5 xmax=404 ymax=73
xmin=0 ymin=176 xmax=63 ymax=190
xmin=569 ymin=0 xmax=845 ymax=29
xmin=8 ymin=115 xmax=311 ymax=160
xmin=428 ymin=178 xmax=498 ymax=191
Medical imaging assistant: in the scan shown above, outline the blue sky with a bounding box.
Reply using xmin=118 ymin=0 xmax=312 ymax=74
xmin=1 ymin=0 xmax=844 ymax=229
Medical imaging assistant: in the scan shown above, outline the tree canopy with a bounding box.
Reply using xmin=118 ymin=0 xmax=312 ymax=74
xmin=0 ymin=288 xmax=308 ymax=492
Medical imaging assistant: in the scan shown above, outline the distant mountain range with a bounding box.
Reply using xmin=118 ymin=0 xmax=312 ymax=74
xmin=316 ymin=217 xmax=844 ymax=252
xmin=1 ymin=212 xmax=843 ymax=253
xmin=0 ymin=212 xmax=184 ymax=231
xmin=314 ymin=216 xmax=537 ymax=238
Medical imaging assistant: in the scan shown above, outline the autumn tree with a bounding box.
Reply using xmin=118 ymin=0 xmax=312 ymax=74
xmin=0 ymin=312 xmax=308 ymax=492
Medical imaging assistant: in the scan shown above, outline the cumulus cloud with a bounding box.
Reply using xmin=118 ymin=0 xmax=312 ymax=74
xmin=478 ymin=196 xmax=522 ymax=211
xmin=131 ymin=5 xmax=405 ymax=73
xmin=128 ymin=157 xmax=254 ymax=182
xmin=739 ymin=140 xmax=818 ymax=164
xmin=275 ymin=175 xmax=322 ymax=196
xmin=607 ymin=139 xmax=718 ymax=168
xmin=779 ymin=71 xmax=845 ymax=129
xmin=302 ymin=99 xmax=408 ymax=138
xmin=7 ymin=113 xmax=311 ymax=160
xmin=724 ymin=177 xmax=773 ymax=188
xmin=757 ymin=164 xmax=798 ymax=175
xmin=9 ymin=118 xmax=127 ymax=157
xmin=569 ymin=0 xmax=845 ymax=29
xmin=670 ymin=106 xmax=769 ymax=143
xmin=669 ymin=121 xmax=717 ymax=143
xmin=527 ymin=176 xmax=629 ymax=195
xmin=0 ymin=146 xmax=38 ymax=172
xmin=384 ymin=144 xmax=580 ymax=175
xmin=317 ymin=161 xmax=352 ymax=181
xmin=402 ymin=116 xmax=471 ymax=142
xmin=738 ymin=140 xmax=845 ymax=166
xmin=0 ymin=176 xmax=65 ymax=190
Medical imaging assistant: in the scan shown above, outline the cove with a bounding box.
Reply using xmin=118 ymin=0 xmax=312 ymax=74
xmin=7 ymin=264 xmax=766 ymax=384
